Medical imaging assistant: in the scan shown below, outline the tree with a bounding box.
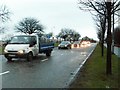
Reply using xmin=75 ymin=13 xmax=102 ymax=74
xmin=106 ymin=1 xmax=112 ymax=75
xmin=73 ymin=33 xmax=81 ymax=41
xmin=58 ymin=28 xmax=81 ymax=41
xmin=15 ymin=17 xmax=44 ymax=34
xmin=0 ymin=27 xmax=5 ymax=34
xmin=45 ymin=32 xmax=53 ymax=38
xmin=97 ymin=28 xmax=102 ymax=42
xmin=82 ymin=36 xmax=91 ymax=41
xmin=0 ymin=5 xmax=10 ymax=22
xmin=78 ymin=0 xmax=120 ymax=75
xmin=94 ymin=13 xmax=106 ymax=57
xmin=0 ymin=5 xmax=11 ymax=34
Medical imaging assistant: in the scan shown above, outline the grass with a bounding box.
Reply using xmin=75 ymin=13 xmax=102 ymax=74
xmin=0 ymin=46 xmax=3 ymax=55
xmin=70 ymin=44 xmax=119 ymax=89
xmin=54 ymin=42 xmax=59 ymax=47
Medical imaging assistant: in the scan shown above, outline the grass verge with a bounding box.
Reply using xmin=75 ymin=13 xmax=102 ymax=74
xmin=0 ymin=46 xmax=4 ymax=55
xmin=54 ymin=42 xmax=59 ymax=47
xmin=70 ymin=44 xmax=119 ymax=89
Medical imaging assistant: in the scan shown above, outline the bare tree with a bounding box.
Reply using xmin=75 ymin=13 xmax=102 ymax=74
xmin=94 ymin=13 xmax=106 ymax=57
xmin=78 ymin=0 xmax=120 ymax=75
xmin=0 ymin=5 xmax=10 ymax=22
xmin=15 ymin=17 xmax=44 ymax=34
xmin=0 ymin=5 xmax=11 ymax=34
xmin=0 ymin=27 xmax=5 ymax=33
xmin=45 ymin=32 xmax=53 ymax=38
xmin=58 ymin=28 xmax=81 ymax=41
xmin=97 ymin=28 xmax=102 ymax=42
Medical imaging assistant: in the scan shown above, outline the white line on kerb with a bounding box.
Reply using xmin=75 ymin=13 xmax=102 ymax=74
xmin=0 ymin=71 xmax=10 ymax=75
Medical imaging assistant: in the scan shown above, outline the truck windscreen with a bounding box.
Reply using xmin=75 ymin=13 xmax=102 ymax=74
xmin=9 ymin=36 xmax=31 ymax=44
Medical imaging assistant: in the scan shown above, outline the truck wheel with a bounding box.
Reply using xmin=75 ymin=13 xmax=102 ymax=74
xmin=58 ymin=47 xmax=61 ymax=49
xmin=46 ymin=52 xmax=51 ymax=57
xmin=27 ymin=52 xmax=33 ymax=61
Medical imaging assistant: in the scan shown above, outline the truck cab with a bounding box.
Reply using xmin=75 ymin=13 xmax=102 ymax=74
xmin=4 ymin=34 xmax=54 ymax=61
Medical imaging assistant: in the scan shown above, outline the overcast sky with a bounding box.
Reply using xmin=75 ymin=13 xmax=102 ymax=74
xmin=0 ymin=0 xmax=98 ymax=40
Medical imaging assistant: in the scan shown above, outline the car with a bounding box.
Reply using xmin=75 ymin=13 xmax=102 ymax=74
xmin=80 ymin=41 xmax=91 ymax=47
xmin=58 ymin=41 xmax=71 ymax=49
xmin=72 ymin=41 xmax=81 ymax=48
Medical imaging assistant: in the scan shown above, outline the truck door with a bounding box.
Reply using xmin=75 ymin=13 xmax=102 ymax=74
xmin=30 ymin=36 xmax=39 ymax=55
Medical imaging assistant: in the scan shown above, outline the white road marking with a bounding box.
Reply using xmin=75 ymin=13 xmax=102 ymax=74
xmin=81 ymin=52 xmax=87 ymax=56
xmin=41 ymin=59 xmax=48 ymax=62
xmin=0 ymin=71 xmax=10 ymax=75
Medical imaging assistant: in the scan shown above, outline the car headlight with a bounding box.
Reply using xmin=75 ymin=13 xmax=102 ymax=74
xmin=4 ymin=49 xmax=8 ymax=53
xmin=18 ymin=50 xmax=25 ymax=54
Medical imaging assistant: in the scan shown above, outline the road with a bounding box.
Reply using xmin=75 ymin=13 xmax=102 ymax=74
xmin=1 ymin=43 xmax=97 ymax=88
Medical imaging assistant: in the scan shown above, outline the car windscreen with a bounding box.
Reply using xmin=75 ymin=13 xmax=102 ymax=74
xmin=61 ymin=41 xmax=70 ymax=44
xmin=73 ymin=41 xmax=80 ymax=44
xmin=9 ymin=36 xmax=31 ymax=44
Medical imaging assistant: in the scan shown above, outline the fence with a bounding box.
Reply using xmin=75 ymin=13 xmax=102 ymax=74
xmin=104 ymin=44 xmax=120 ymax=58
xmin=114 ymin=46 xmax=120 ymax=57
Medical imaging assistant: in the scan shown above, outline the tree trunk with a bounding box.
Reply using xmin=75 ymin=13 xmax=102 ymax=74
xmin=106 ymin=1 xmax=112 ymax=75
xmin=101 ymin=16 xmax=106 ymax=57
xmin=101 ymin=41 xmax=104 ymax=56
xmin=101 ymin=28 xmax=104 ymax=57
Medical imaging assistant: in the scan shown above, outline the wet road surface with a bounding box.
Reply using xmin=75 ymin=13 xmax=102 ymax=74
xmin=1 ymin=43 xmax=97 ymax=88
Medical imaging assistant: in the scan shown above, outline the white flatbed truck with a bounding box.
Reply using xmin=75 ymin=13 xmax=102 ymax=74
xmin=4 ymin=34 xmax=54 ymax=61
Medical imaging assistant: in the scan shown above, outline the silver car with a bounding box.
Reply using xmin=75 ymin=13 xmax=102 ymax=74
xmin=58 ymin=41 xmax=71 ymax=49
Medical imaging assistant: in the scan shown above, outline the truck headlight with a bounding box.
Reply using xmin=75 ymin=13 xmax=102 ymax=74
xmin=18 ymin=50 xmax=25 ymax=54
xmin=4 ymin=49 xmax=8 ymax=53
xmin=65 ymin=45 xmax=67 ymax=47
